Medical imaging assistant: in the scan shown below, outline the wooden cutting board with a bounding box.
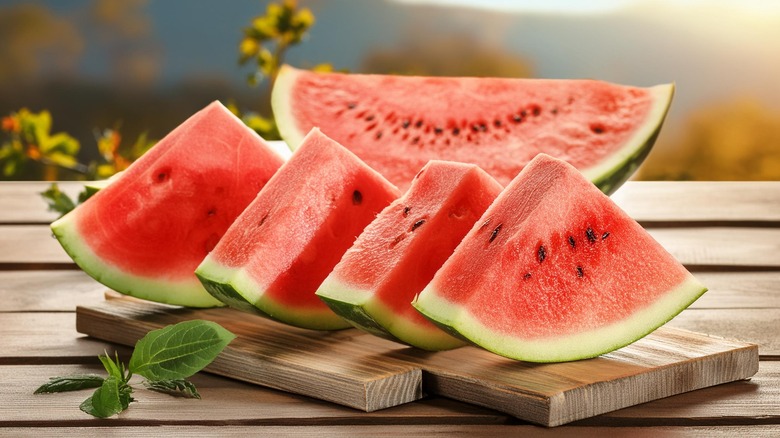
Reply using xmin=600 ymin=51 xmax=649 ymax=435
xmin=75 ymin=294 xmax=759 ymax=427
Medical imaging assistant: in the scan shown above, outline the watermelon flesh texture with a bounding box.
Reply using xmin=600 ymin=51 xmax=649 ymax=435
xmin=317 ymin=160 xmax=502 ymax=350
xmin=51 ymin=101 xmax=287 ymax=307
xmin=196 ymin=128 xmax=400 ymax=330
xmin=272 ymin=65 xmax=673 ymax=194
xmin=412 ymin=154 xmax=707 ymax=362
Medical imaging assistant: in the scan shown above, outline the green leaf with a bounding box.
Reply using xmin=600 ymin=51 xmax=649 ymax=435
xmin=99 ymin=351 xmax=128 ymax=383
xmin=34 ymin=375 xmax=104 ymax=394
xmin=79 ymin=376 xmax=125 ymax=418
xmin=40 ymin=183 xmax=76 ymax=217
xmin=144 ymin=379 xmax=201 ymax=399
xmin=128 ymin=320 xmax=235 ymax=381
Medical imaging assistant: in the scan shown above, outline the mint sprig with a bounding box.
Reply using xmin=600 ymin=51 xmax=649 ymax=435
xmin=34 ymin=320 xmax=235 ymax=418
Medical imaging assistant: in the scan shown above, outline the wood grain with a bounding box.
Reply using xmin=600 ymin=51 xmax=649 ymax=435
xmin=668 ymin=308 xmax=780 ymax=358
xmin=0 ymin=270 xmax=106 ymax=311
xmin=612 ymin=181 xmax=780 ymax=225
xmin=0 ymin=225 xmax=74 ymax=267
xmin=0 ymin=181 xmax=85 ymax=225
xmin=0 ymin=312 xmax=129 ymax=363
xmin=0 ymin=364 xmax=506 ymax=426
xmin=75 ymin=297 xmax=759 ymax=427
xmin=76 ymin=299 xmax=424 ymax=412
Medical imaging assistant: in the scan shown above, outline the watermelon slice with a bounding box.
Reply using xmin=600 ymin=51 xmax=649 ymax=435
xmin=51 ymin=101 xmax=288 ymax=307
xmin=272 ymin=65 xmax=673 ymax=193
xmin=412 ymin=154 xmax=707 ymax=362
xmin=317 ymin=160 xmax=502 ymax=350
xmin=195 ymin=128 xmax=400 ymax=330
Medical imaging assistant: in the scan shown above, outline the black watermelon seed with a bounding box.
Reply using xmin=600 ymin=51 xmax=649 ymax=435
xmin=520 ymin=110 xmax=528 ymax=118
xmin=415 ymin=120 xmax=423 ymax=128
xmin=489 ymin=223 xmax=502 ymax=243
xmin=452 ymin=127 xmax=460 ymax=135
xmin=375 ymin=131 xmax=383 ymax=140
xmin=537 ymin=245 xmax=547 ymax=263
xmin=411 ymin=219 xmax=426 ymax=231
xmin=258 ymin=213 xmax=269 ymax=227
xmin=402 ymin=206 xmax=411 ymax=217
xmin=352 ymin=190 xmax=363 ymax=205
xmin=586 ymin=227 xmax=597 ymax=243
xmin=478 ymin=123 xmax=487 ymax=132
xmin=402 ymin=120 xmax=411 ymax=129
xmin=532 ymin=106 xmax=541 ymax=116
xmin=494 ymin=119 xmax=502 ymax=127
xmin=411 ymin=136 xmax=420 ymax=145
xmin=602 ymin=231 xmax=610 ymax=240
xmin=471 ymin=124 xmax=480 ymax=133
xmin=512 ymin=114 xmax=523 ymax=123
xmin=365 ymin=115 xmax=375 ymax=122
xmin=434 ymin=127 xmax=443 ymax=134
xmin=591 ymin=123 xmax=605 ymax=134
xmin=551 ymin=108 xmax=559 ymax=115
xmin=347 ymin=103 xmax=357 ymax=109
xmin=523 ymin=272 xmax=532 ymax=280
xmin=568 ymin=236 xmax=576 ymax=248
xmin=576 ymin=266 xmax=584 ymax=278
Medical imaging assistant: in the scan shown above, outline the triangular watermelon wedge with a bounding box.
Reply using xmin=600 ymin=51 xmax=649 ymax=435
xmin=272 ymin=65 xmax=673 ymax=193
xmin=413 ymin=153 xmax=707 ymax=362
xmin=51 ymin=101 xmax=287 ymax=308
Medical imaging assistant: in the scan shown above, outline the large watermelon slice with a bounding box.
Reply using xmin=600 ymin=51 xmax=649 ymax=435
xmin=412 ymin=154 xmax=707 ymax=362
xmin=272 ymin=65 xmax=673 ymax=193
xmin=317 ymin=160 xmax=502 ymax=350
xmin=195 ymin=128 xmax=400 ymax=330
xmin=51 ymin=101 xmax=287 ymax=308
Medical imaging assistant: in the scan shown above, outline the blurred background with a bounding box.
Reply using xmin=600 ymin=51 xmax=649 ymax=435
xmin=2 ymin=0 xmax=780 ymax=181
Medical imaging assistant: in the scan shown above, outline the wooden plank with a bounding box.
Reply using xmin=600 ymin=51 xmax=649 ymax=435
xmin=1 ymin=425 xmax=779 ymax=438
xmin=0 ymin=181 xmax=86 ymax=224
xmin=75 ymin=297 xmax=759 ymax=427
xmin=667 ymin=308 xmax=780 ymax=358
xmin=0 ymin=270 xmax=105 ymax=311
xmin=76 ymin=299 xmax=423 ymax=412
xmin=613 ymin=181 xmax=780 ymax=225
xmin=7 ymin=223 xmax=780 ymax=270
xmin=689 ymin=271 xmax=780 ymax=309
xmin=649 ymin=227 xmax=780 ymax=269
xmin=0 ymin=364 xmax=506 ymax=426
xmin=589 ymin=361 xmax=780 ymax=425
xmin=0 ymin=225 xmax=74 ymax=267
xmin=0 ymin=312 xmax=130 ymax=363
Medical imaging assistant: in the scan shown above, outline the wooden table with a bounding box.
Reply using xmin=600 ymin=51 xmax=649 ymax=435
xmin=1 ymin=181 xmax=778 ymax=436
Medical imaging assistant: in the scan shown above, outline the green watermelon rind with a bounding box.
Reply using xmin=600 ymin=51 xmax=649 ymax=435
xmin=584 ymin=83 xmax=675 ymax=195
xmin=195 ymin=256 xmax=352 ymax=331
xmin=412 ymin=273 xmax=707 ymax=363
xmin=316 ymin=279 xmax=466 ymax=351
xmin=51 ymin=215 xmax=224 ymax=308
xmin=272 ymin=66 xmax=674 ymax=195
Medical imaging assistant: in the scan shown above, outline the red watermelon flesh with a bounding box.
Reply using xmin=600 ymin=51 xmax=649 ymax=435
xmin=412 ymin=154 xmax=707 ymax=362
xmin=195 ymin=128 xmax=400 ymax=330
xmin=272 ymin=65 xmax=673 ymax=193
xmin=51 ymin=101 xmax=288 ymax=307
xmin=317 ymin=160 xmax=502 ymax=350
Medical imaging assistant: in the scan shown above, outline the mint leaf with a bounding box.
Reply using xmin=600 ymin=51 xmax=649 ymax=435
xmin=40 ymin=183 xmax=77 ymax=217
xmin=34 ymin=375 xmax=104 ymax=394
xmin=80 ymin=376 xmax=125 ymax=418
xmin=98 ymin=351 xmax=129 ymax=382
xmin=129 ymin=320 xmax=235 ymax=381
xmin=144 ymin=379 xmax=201 ymax=399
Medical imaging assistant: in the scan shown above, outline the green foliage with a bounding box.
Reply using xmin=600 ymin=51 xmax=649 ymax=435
xmin=238 ymin=0 xmax=332 ymax=139
xmin=34 ymin=320 xmax=235 ymax=418
xmin=239 ymin=0 xmax=315 ymax=85
xmin=1 ymin=108 xmax=155 ymax=181
xmin=128 ymin=319 xmax=236 ymax=381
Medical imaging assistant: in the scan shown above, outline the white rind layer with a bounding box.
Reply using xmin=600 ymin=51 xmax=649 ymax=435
xmin=413 ymin=272 xmax=707 ymax=362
